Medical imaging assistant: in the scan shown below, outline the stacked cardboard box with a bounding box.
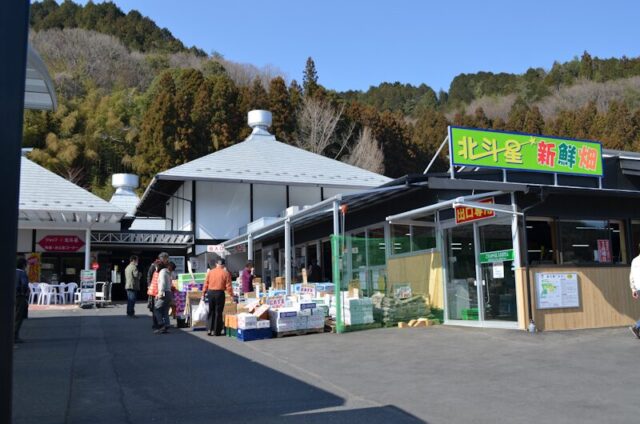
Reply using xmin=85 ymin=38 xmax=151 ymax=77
xmin=371 ymin=293 xmax=429 ymax=327
xmin=342 ymin=297 xmax=374 ymax=325
xmin=268 ymin=308 xmax=298 ymax=332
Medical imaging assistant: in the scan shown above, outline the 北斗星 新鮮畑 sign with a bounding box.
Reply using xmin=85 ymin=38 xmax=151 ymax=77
xmin=449 ymin=127 xmax=603 ymax=177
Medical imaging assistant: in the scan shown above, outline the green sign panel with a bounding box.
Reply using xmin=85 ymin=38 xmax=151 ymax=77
xmin=449 ymin=126 xmax=603 ymax=177
xmin=479 ymin=249 xmax=514 ymax=264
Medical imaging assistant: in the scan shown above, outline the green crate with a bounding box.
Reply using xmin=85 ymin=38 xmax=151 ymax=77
xmin=226 ymin=327 xmax=238 ymax=338
xmin=178 ymin=273 xmax=207 ymax=283
xmin=461 ymin=308 xmax=479 ymax=321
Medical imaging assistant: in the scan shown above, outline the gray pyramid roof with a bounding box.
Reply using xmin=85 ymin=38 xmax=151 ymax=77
xmin=19 ymin=157 xmax=125 ymax=225
xmin=158 ymin=132 xmax=391 ymax=188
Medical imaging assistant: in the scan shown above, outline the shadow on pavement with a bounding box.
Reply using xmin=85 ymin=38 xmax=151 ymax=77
xmin=13 ymin=311 xmax=425 ymax=424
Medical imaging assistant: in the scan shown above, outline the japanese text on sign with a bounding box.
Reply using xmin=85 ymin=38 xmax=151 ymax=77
xmin=450 ymin=127 xmax=603 ymax=176
xmin=455 ymin=198 xmax=495 ymax=224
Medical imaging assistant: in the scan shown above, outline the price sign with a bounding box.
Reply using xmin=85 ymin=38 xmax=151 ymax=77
xmin=267 ymin=296 xmax=285 ymax=309
xmin=299 ymin=284 xmax=316 ymax=297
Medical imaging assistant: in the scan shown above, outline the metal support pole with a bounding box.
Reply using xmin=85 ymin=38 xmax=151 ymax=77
xmin=332 ymin=201 xmax=344 ymax=333
xmin=85 ymin=228 xmax=91 ymax=270
xmin=247 ymin=233 xmax=253 ymax=261
xmin=284 ymin=218 xmax=291 ymax=295
xmin=511 ymin=193 xmax=522 ymax=268
xmin=423 ymin=135 xmax=449 ymax=174
xmin=1 ymin=1 xmax=30 ymax=421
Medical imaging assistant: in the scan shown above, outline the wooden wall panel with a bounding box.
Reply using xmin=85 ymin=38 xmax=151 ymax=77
xmin=387 ymin=252 xmax=443 ymax=309
xmin=526 ymin=266 xmax=640 ymax=331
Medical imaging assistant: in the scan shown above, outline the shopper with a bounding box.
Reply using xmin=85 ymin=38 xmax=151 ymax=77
xmin=240 ymin=261 xmax=254 ymax=295
xmin=202 ymin=258 xmax=233 ymax=336
xmin=629 ymin=246 xmax=640 ymax=338
xmin=147 ymin=252 xmax=169 ymax=330
xmin=307 ymin=258 xmax=322 ymax=281
xmin=124 ymin=255 xmax=140 ymax=318
xmin=154 ymin=262 xmax=175 ymax=334
xmin=14 ymin=258 xmax=30 ymax=344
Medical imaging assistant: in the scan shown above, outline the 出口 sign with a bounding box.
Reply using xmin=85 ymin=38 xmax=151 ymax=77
xmin=449 ymin=127 xmax=603 ymax=177
xmin=455 ymin=197 xmax=495 ymax=224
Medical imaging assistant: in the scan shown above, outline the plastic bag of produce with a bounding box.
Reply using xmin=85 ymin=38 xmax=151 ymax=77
xmin=194 ymin=299 xmax=209 ymax=322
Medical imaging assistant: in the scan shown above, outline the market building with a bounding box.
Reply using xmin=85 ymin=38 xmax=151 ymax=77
xmin=223 ymin=126 xmax=640 ymax=331
xmin=135 ymin=110 xmax=391 ymax=279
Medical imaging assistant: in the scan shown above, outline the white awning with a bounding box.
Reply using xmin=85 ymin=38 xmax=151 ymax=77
xmin=25 ymin=45 xmax=57 ymax=111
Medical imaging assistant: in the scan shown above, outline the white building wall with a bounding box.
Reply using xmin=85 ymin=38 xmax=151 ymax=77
xmin=196 ymin=181 xmax=250 ymax=239
xmin=253 ymin=184 xmax=286 ymax=219
xmin=289 ymin=186 xmax=321 ymax=208
xmin=164 ymin=181 xmax=193 ymax=231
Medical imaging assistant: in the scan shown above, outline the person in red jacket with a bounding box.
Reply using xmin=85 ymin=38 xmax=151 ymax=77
xmin=202 ymin=258 xmax=233 ymax=336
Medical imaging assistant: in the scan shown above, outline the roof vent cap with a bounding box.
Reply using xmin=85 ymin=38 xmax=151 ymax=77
xmin=248 ymin=110 xmax=272 ymax=135
xmin=111 ymin=174 xmax=139 ymax=196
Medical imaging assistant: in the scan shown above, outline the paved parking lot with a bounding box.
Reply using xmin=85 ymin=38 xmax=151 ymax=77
xmin=12 ymin=303 xmax=640 ymax=423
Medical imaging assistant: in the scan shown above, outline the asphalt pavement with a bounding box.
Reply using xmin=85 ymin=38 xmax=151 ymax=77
xmin=12 ymin=303 xmax=640 ymax=423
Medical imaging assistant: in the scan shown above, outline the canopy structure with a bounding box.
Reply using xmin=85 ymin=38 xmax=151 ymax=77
xmin=18 ymin=157 xmax=126 ymax=268
xmin=25 ymin=45 xmax=57 ymax=110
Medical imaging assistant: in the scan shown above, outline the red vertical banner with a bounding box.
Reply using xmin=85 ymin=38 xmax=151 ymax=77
xmin=597 ymin=239 xmax=611 ymax=263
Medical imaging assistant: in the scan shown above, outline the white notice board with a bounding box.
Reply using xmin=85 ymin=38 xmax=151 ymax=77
xmin=535 ymin=272 xmax=580 ymax=309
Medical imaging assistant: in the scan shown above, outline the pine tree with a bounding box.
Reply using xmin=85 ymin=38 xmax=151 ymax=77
xmin=209 ymin=74 xmax=243 ymax=150
xmin=412 ymin=108 xmax=449 ymax=171
xmin=522 ymin=106 xmax=545 ymax=134
xmin=303 ymin=57 xmax=319 ymax=98
xmin=268 ymin=77 xmax=295 ymax=142
xmin=473 ymin=107 xmax=491 ymax=129
xmin=247 ymin=78 xmax=268 ymax=111
xmin=580 ymin=51 xmax=594 ymax=80
xmin=506 ymin=98 xmax=530 ymax=132
xmin=289 ymin=79 xmax=303 ymax=112
xmin=174 ymin=69 xmax=207 ymax=163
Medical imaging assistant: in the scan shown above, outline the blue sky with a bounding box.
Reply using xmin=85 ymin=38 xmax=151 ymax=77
xmin=75 ymin=1 xmax=640 ymax=92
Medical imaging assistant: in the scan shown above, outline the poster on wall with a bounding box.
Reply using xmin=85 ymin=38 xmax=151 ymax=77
xmin=535 ymin=272 xmax=580 ymax=309
xmin=597 ymin=239 xmax=612 ymax=263
xmin=26 ymin=252 xmax=41 ymax=283
xmin=169 ymin=256 xmax=186 ymax=274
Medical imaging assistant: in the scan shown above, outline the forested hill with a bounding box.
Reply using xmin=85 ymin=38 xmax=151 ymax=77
xmin=30 ymin=0 xmax=205 ymax=55
xmin=24 ymin=1 xmax=640 ymax=200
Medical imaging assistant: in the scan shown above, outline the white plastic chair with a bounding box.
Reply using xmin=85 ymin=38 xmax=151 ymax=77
xmin=57 ymin=283 xmax=67 ymax=304
xmin=38 ymin=283 xmax=58 ymax=305
xmin=28 ymin=283 xmax=40 ymax=304
xmin=65 ymin=282 xmax=78 ymax=304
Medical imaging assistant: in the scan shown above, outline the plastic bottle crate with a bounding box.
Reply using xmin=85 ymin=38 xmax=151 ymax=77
xmin=236 ymin=327 xmax=272 ymax=342
xmin=226 ymin=327 xmax=238 ymax=338
xmin=461 ymin=308 xmax=479 ymax=320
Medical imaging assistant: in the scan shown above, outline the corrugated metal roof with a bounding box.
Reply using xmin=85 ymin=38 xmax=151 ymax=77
xmin=19 ymin=157 xmax=125 ymax=224
xmin=158 ymin=132 xmax=391 ymax=188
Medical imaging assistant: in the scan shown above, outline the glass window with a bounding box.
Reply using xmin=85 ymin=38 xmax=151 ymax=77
xmin=412 ymin=226 xmax=436 ymax=251
xmin=526 ymin=220 xmax=557 ymax=265
xmin=367 ymin=227 xmax=386 ymax=266
xmin=391 ymin=224 xmax=411 ymax=255
xmin=558 ymin=220 xmax=624 ymax=264
xmin=631 ymin=221 xmax=640 ymax=258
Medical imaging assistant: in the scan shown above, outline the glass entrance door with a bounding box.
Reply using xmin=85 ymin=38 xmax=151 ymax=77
xmin=478 ymin=224 xmax=517 ymax=322
xmin=445 ymin=225 xmax=479 ymax=321
xmin=444 ymin=218 xmax=519 ymax=327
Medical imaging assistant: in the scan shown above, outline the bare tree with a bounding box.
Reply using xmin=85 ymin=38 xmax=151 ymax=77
xmin=295 ymin=96 xmax=354 ymax=157
xmin=343 ymin=127 xmax=385 ymax=174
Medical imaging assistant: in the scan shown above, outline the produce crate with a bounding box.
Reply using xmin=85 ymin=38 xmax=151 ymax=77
xmin=226 ymin=327 xmax=238 ymax=338
xmin=236 ymin=327 xmax=272 ymax=342
xmin=461 ymin=308 xmax=479 ymax=321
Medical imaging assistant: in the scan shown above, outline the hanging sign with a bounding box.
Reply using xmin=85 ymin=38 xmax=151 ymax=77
xmin=38 ymin=235 xmax=85 ymax=252
xmin=449 ymin=126 xmax=603 ymax=176
xmin=479 ymin=249 xmax=514 ymax=264
xmin=492 ymin=263 xmax=505 ymax=279
xmin=455 ymin=197 xmax=495 ymax=224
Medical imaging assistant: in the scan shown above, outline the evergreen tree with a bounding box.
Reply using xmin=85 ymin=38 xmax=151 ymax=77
xmin=412 ymin=108 xmax=449 ymax=171
xmin=174 ymin=69 xmax=207 ymax=163
xmin=133 ymin=71 xmax=178 ymax=187
xmin=580 ymin=51 xmax=594 ymax=80
xmin=209 ymin=74 xmax=243 ymax=150
xmin=522 ymin=106 xmax=545 ymax=134
xmin=289 ymin=79 xmax=303 ymax=112
xmin=506 ymin=98 xmax=530 ymax=132
xmin=473 ymin=107 xmax=491 ymax=129
xmin=247 ymin=78 xmax=269 ymax=111
xmin=303 ymin=57 xmax=319 ymax=98
xmin=268 ymin=77 xmax=295 ymax=142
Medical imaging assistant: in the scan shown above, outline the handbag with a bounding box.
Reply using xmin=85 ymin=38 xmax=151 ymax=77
xmin=193 ymin=299 xmax=209 ymax=322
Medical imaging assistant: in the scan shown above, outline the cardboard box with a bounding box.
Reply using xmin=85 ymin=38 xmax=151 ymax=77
xmin=252 ymin=304 xmax=270 ymax=319
xmin=256 ymin=320 xmax=270 ymax=329
xmin=237 ymin=313 xmax=257 ymax=329
xmin=225 ymin=314 xmax=238 ymax=329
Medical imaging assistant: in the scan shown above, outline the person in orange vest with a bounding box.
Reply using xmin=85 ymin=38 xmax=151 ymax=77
xmin=147 ymin=252 xmax=169 ymax=330
xmin=202 ymin=258 xmax=233 ymax=336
